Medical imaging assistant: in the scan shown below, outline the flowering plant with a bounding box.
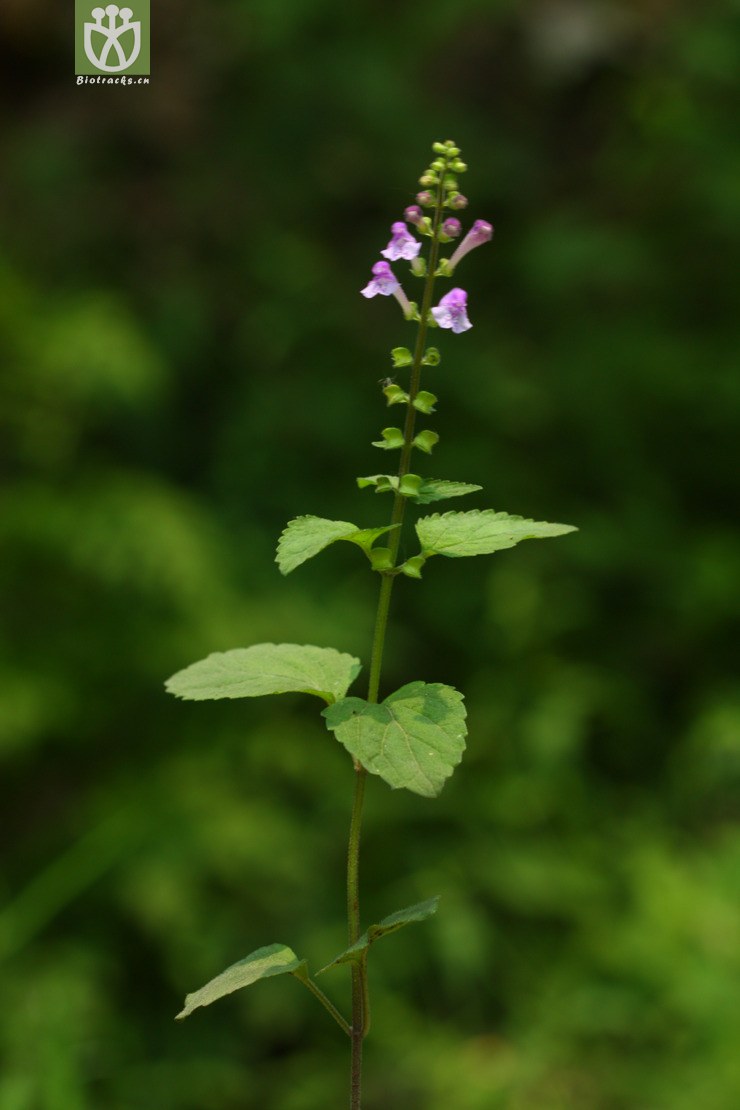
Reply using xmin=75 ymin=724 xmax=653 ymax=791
xmin=165 ymin=140 xmax=576 ymax=1108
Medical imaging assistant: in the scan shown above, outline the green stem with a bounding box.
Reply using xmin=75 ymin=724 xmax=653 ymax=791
xmin=347 ymin=178 xmax=446 ymax=1110
xmin=298 ymin=974 xmax=352 ymax=1037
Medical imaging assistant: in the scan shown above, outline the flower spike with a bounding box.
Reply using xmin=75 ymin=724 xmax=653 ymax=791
xmin=431 ymin=288 xmax=472 ymax=334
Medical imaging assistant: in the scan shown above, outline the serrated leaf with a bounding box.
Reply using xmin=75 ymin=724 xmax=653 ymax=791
xmin=411 ymin=479 xmax=483 ymax=505
xmin=276 ymin=515 xmax=399 ymax=574
xmin=320 ymin=897 xmax=440 ymax=972
xmin=322 ymin=681 xmax=466 ymax=797
xmin=416 ymin=509 xmax=577 ymax=558
xmin=275 ymin=516 xmax=351 ymax=574
xmin=176 ymin=944 xmax=303 ymax=1020
xmin=165 ymin=643 xmax=361 ymax=705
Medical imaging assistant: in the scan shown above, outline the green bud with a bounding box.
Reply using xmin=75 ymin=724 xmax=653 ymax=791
xmin=431 ymin=158 xmax=446 ymax=172
xmin=412 ymin=430 xmax=439 ymax=455
xmin=383 ymin=383 xmax=409 ymax=406
xmin=432 ymin=141 xmax=448 ymax=155
xmin=400 ymin=555 xmax=426 ymax=579
xmin=411 ymin=256 xmax=427 ymax=277
xmin=391 ymin=346 xmax=413 ymax=367
xmin=413 ymin=390 xmax=437 ymax=414
xmin=399 ymin=473 xmax=423 ymax=497
xmin=418 ymin=173 xmax=438 ymax=187
xmin=372 ymin=427 xmax=405 ymax=450
xmin=443 ymin=174 xmax=458 ymax=192
xmin=452 ymin=160 xmax=467 ymax=173
xmin=369 ymin=547 xmax=395 ymax=572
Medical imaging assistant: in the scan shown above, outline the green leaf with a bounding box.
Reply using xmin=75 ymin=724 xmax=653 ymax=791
xmin=412 ymin=430 xmax=439 ymax=455
xmin=410 ymin=479 xmax=483 ymax=505
xmin=165 ymin=643 xmax=361 ymax=705
xmin=391 ymin=347 xmax=413 ymax=367
xmin=275 ymin=515 xmax=351 ymax=574
xmin=412 ymin=390 xmax=437 ymax=414
xmin=322 ymin=681 xmax=466 ymax=797
xmin=276 ymin=515 xmax=398 ymax=574
xmin=371 ymin=427 xmax=405 ymax=450
xmin=176 ymin=944 xmax=303 ymax=1020
xmin=383 ymin=383 xmax=409 ymax=406
xmin=320 ymin=897 xmax=440 ymax=972
xmin=416 ymin=509 xmax=577 ymax=558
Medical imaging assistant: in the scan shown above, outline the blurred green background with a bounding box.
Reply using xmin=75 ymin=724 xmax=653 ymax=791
xmin=1 ymin=1 xmax=739 ymax=1107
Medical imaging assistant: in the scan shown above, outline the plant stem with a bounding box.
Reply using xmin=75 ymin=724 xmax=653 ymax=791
xmin=347 ymin=180 xmax=445 ymax=1110
xmin=298 ymin=974 xmax=352 ymax=1037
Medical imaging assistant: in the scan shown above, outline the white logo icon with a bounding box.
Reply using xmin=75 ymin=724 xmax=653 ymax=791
xmin=84 ymin=5 xmax=141 ymax=73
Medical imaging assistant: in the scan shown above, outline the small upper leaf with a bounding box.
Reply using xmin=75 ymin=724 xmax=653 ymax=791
xmin=276 ymin=516 xmax=351 ymax=574
xmin=176 ymin=944 xmax=303 ymax=1020
xmin=320 ymin=897 xmax=440 ymax=972
xmin=410 ymin=479 xmax=483 ymax=505
xmin=416 ymin=509 xmax=577 ymax=558
xmin=165 ymin=643 xmax=361 ymax=705
xmin=276 ymin=515 xmax=399 ymax=574
xmin=322 ymin=681 xmax=467 ymax=797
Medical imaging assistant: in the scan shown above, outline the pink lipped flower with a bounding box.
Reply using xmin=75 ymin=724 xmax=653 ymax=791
xmin=404 ymin=205 xmax=424 ymax=227
xmin=447 ymin=219 xmax=494 ymax=271
xmin=361 ymin=261 xmax=413 ymax=317
xmin=380 ymin=221 xmax=422 ymax=261
xmin=431 ymin=287 xmax=472 ymax=333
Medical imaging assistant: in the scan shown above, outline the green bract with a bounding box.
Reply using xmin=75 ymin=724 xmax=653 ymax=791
xmin=322 ymin=681 xmax=467 ymax=798
xmin=165 ymin=643 xmax=361 ymax=705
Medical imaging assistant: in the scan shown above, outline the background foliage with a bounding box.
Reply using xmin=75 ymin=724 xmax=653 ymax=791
xmin=1 ymin=1 xmax=739 ymax=1107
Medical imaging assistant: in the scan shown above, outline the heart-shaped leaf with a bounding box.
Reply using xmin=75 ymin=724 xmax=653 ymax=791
xmin=322 ymin=681 xmax=466 ymax=797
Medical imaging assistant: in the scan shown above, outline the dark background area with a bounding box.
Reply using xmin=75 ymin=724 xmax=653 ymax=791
xmin=1 ymin=1 xmax=739 ymax=1107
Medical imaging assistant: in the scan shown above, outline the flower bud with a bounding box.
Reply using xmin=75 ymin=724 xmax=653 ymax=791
xmin=416 ymin=190 xmax=434 ymax=207
xmin=418 ymin=173 xmax=437 ymax=187
xmin=442 ymin=217 xmax=462 ymax=238
xmin=448 ymin=193 xmax=468 ymax=210
xmin=404 ymin=204 xmax=424 ymax=226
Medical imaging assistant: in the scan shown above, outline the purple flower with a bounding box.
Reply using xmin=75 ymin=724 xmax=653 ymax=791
xmin=448 ymin=193 xmax=468 ymax=210
xmin=442 ymin=217 xmax=462 ymax=238
xmin=431 ymin=287 xmax=472 ymax=333
xmin=361 ymin=261 xmax=413 ymax=317
xmin=448 ymin=219 xmax=494 ymax=271
xmin=404 ymin=205 xmax=424 ymax=226
xmin=381 ymin=221 xmax=422 ymax=262
xmin=361 ymin=260 xmax=400 ymax=297
xmin=416 ymin=190 xmax=434 ymax=207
